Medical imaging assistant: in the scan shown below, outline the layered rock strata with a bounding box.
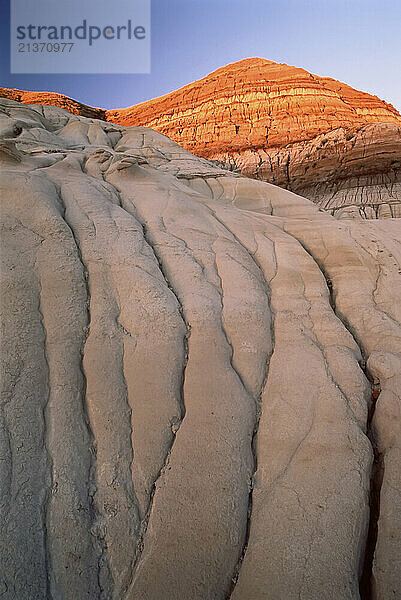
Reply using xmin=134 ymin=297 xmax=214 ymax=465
xmin=0 ymin=87 xmax=105 ymax=120
xmin=0 ymin=98 xmax=400 ymax=600
xmin=106 ymin=58 xmax=401 ymax=219
xmin=2 ymin=58 xmax=401 ymax=217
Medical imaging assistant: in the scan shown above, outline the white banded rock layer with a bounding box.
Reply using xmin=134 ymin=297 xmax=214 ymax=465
xmin=0 ymin=99 xmax=400 ymax=600
xmin=215 ymin=122 xmax=401 ymax=220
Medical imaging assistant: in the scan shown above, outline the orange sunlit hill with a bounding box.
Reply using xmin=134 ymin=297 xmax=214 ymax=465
xmin=2 ymin=57 xmax=401 ymax=218
xmin=2 ymin=58 xmax=401 ymax=151
xmin=106 ymin=58 xmax=401 ymax=154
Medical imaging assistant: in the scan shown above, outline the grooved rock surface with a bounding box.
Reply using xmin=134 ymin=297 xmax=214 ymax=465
xmin=1 ymin=98 xmax=400 ymax=600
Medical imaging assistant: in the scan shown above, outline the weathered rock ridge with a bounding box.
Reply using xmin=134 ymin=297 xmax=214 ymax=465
xmin=0 ymin=98 xmax=400 ymax=600
xmin=0 ymin=87 xmax=106 ymax=120
xmin=2 ymin=58 xmax=401 ymax=217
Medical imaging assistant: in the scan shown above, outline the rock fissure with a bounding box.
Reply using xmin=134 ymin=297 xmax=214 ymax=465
xmin=359 ymin=380 xmax=383 ymax=600
xmin=282 ymin=224 xmax=386 ymax=600
xmin=34 ymin=276 xmax=54 ymax=600
xmin=54 ymin=186 xmax=107 ymax=599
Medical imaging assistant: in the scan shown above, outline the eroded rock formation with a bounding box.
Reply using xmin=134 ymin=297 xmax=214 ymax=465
xmin=0 ymin=98 xmax=400 ymax=600
xmin=105 ymin=58 xmax=401 ymax=219
xmin=0 ymin=87 xmax=105 ymax=120
xmin=2 ymin=58 xmax=401 ymax=218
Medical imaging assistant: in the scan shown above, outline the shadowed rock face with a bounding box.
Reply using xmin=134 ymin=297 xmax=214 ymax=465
xmin=222 ymin=121 xmax=401 ymax=219
xmin=2 ymin=58 xmax=401 ymax=218
xmin=1 ymin=98 xmax=400 ymax=600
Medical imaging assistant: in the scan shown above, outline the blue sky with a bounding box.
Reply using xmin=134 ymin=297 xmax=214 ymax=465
xmin=1 ymin=0 xmax=400 ymax=110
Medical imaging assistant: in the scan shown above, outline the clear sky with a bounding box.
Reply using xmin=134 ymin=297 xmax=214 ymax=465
xmin=1 ymin=0 xmax=400 ymax=111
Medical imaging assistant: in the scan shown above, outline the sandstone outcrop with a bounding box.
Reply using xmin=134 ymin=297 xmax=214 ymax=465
xmin=0 ymin=98 xmax=400 ymax=600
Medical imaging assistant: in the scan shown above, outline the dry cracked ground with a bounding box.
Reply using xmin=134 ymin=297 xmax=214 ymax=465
xmin=0 ymin=98 xmax=400 ymax=600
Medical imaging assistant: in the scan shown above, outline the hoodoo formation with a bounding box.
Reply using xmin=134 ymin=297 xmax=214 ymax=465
xmin=1 ymin=98 xmax=400 ymax=600
xmin=2 ymin=58 xmax=401 ymax=217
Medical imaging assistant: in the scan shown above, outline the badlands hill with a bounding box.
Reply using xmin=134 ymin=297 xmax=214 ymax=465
xmin=106 ymin=58 xmax=401 ymax=218
xmin=0 ymin=87 xmax=106 ymax=120
xmin=2 ymin=58 xmax=401 ymax=218
xmin=1 ymin=98 xmax=400 ymax=600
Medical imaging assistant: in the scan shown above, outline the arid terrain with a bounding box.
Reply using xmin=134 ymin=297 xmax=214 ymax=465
xmin=2 ymin=58 xmax=401 ymax=218
xmin=0 ymin=97 xmax=400 ymax=600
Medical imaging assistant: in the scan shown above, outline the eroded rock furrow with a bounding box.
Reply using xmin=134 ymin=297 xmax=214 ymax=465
xmin=282 ymin=222 xmax=384 ymax=600
xmin=0 ymin=172 xmax=51 ymax=599
xmin=35 ymin=277 xmax=54 ymax=600
xmin=51 ymin=182 xmax=107 ymax=598
xmin=283 ymin=218 xmax=401 ymax=600
xmin=359 ymin=383 xmax=384 ymax=600
xmin=193 ymin=202 xmax=276 ymax=598
xmin=111 ymin=198 xmax=190 ymax=593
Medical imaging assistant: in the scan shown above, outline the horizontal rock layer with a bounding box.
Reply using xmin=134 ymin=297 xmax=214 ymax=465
xmin=106 ymin=58 xmax=401 ymax=151
xmin=0 ymin=99 xmax=400 ymax=600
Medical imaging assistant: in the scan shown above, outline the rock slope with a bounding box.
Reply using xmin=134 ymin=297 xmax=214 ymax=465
xmin=105 ymin=58 xmax=401 ymax=219
xmin=0 ymin=98 xmax=400 ymax=600
xmin=2 ymin=58 xmax=401 ymax=218
xmin=0 ymin=87 xmax=106 ymax=120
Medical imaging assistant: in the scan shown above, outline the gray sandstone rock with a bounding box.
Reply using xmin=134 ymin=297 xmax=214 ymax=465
xmin=0 ymin=98 xmax=400 ymax=600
